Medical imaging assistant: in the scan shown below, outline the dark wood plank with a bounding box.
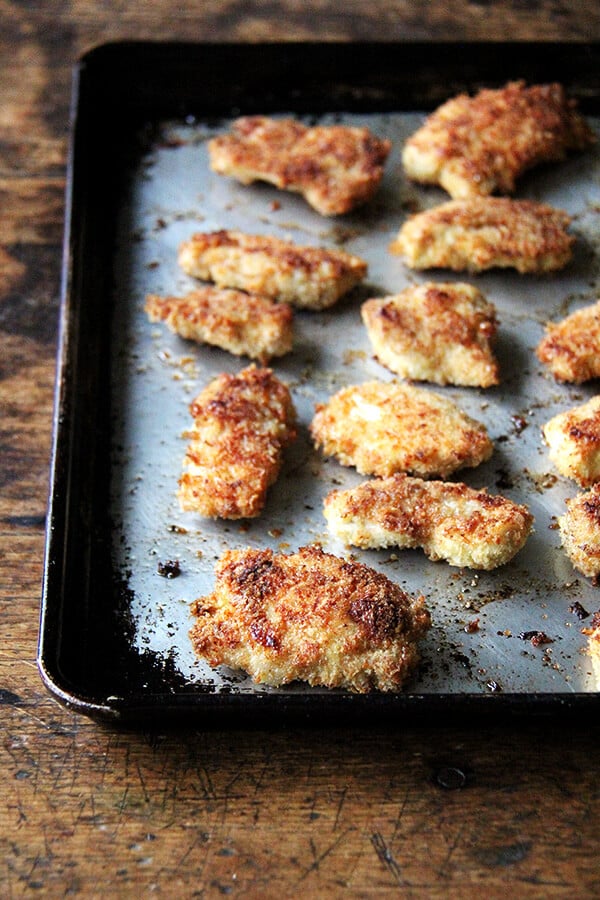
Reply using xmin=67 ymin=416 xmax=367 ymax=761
xmin=1 ymin=2 xmax=600 ymax=895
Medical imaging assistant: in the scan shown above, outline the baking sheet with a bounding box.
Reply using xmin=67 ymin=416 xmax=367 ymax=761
xmin=38 ymin=41 xmax=600 ymax=720
xmin=110 ymin=111 xmax=600 ymax=697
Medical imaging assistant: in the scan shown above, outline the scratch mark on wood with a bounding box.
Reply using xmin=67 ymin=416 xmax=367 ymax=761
xmin=332 ymin=786 xmax=348 ymax=831
xmin=391 ymin=789 xmax=410 ymax=843
xmin=298 ymin=829 xmax=354 ymax=881
xmin=371 ymin=831 xmax=406 ymax=887
xmin=136 ymin=762 xmax=150 ymax=804
xmin=195 ymin=764 xmax=217 ymax=801
xmin=437 ymin=823 xmax=467 ymax=879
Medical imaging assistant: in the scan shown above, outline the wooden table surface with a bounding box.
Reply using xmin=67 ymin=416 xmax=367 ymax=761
xmin=3 ymin=2 xmax=600 ymax=896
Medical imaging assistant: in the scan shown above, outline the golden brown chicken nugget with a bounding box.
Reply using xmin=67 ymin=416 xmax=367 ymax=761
xmin=361 ymin=282 xmax=499 ymax=387
xmin=208 ymin=116 xmax=391 ymax=215
xmin=324 ymin=474 xmax=533 ymax=570
xmin=402 ymin=81 xmax=594 ymax=199
xmin=178 ymin=365 xmax=296 ymax=519
xmin=145 ymin=288 xmax=293 ymax=363
xmin=390 ymin=197 xmax=574 ymax=273
xmin=190 ymin=545 xmax=431 ymax=692
xmin=537 ymin=299 xmax=600 ymax=383
xmin=178 ymin=230 xmax=367 ymax=310
xmin=310 ymin=380 xmax=493 ymax=479
xmin=559 ymin=484 xmax=600 ymax=579
xmin=542 ymin=396 xmax=600 ymax=487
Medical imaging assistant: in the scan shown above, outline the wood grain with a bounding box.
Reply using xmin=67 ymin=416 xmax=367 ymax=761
xmin=1 ymin=1 xmax=600 ymax=895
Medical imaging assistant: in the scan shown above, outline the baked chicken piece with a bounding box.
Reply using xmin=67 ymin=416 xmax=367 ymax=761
xmin=208 ymin=116 xmax=391 ymax=215
xmin=324 ymin=474 xmax=533 ymax=570
xmin=390 ymin=197 xmax=574 ymax=273
xmin=190 ymin=545 xmax=431 ymax=692
xmin=559 ymin=483 xmax=600 ymax=579
xmin=310 ymin=380 xmax=493 ymax=479
xmin=542 ymin=396 xmax=600 ymax=487
xmin=145 ymin=288 xmax=293 ymax=363
xmin=402 ymin=80 xmax=594 ymax=199
xmin=178 ymin=230 xmax=367 ymax=311
xmin=178 ymin=365 xmax=296 ymax=519
xmin=361 ymin=281 xmax=499 ymax=387
xmin=536 ymin=299 xmax=600 ymax=383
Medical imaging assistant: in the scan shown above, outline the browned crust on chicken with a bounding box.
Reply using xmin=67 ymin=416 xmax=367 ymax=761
xmin=145 ymin=288 xmax=293 ymax=363
xmin=542 ymin=396 xmax=600 ymax=487
xmin=361 ymin=282 xmax=499 ymax=387
xmin=310 ymin=380 xmax=493 ymax=479
xmin=537 ymin=299 xmax=600 ymax=384
xmin=178 ymin=229 xmax=367 ymax=310
xmin=189 ymin=545 xmax=431 ymax=692
xmin=178 ymin=365 xmax=297 ymax=519
xmin=324 ymin=474 xmax=533 ymax=570
xmin=208 ymin=116 xmax=391 ymax=216
xmin=402 ymin=81 xmax=594 ymax=199
xmin=390 ymin=197 xmax=574 ymax=273
xmin=559 ymin=483 xmax=600 ymax=579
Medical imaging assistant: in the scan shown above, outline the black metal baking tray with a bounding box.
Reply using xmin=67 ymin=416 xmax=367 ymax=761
xmin=39 ymin=41 xmax=600 ymax=723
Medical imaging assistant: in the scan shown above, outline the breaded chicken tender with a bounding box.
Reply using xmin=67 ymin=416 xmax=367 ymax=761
xmin=402 ymin=81 xmax=594 ymax=199
xmin=324 ymin=474 xmax=533 ymax=570
xmin=361 ymin=282 xmax=499 ymax=387
xmin=542 ymin=396 xmax=600 ymax=487
xmin=145 ymin=288 xmax=293 ymax=363
xmin=178 ymin=365 xmax=296 ymax=519
xmin=536 ymin=299 xmax=600 ymax=383
xmin=559 ymin=484 xmax=600 ymax=579
xmin=390 ymin=197 xmax=574 ymax=273
xmin=189 ymin=545 xmax=431 ymax=692
xmin=178 ymin=230 xmax=367 ymax=311
xmin=310 ymin=380 xmax=493 ymax=478
xmin=208 ymin=116 xmax=391 ymax=216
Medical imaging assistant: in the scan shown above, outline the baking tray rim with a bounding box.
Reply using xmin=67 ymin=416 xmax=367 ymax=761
xmin=38 ymin=38 xmax=600 ymax=723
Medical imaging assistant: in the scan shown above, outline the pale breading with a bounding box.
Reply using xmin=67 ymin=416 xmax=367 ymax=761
xmin=542 ymin=396 xmax=600 ymax=487
xmin=189 ymin=545 xmax=431 ymax=692
xmin=536 ymin=299 xmax=600 ymax=384
xmin=178 ymin=365 xmax=297 ymax=519
xmin=402 ymin=81 xmax=594 ymax=199
xmin=208 ymin=116 xmax=391 ymax=216
xmin=390 ymin=197 xmax=574 ymax=273
xmin=145 ymin=288 xmax=293 ymax=363
xmin=361 ymin=282 xmax=499 ymax=387
xmin=310 ymin=380 xmax=493 ymax=479
xmin=559 ymin=484 xmax=600 ymax=579
xmin=178 ymin=230 xmax=367 ymax=311
xmin=324 ymin=474 xmax=533 ymax=570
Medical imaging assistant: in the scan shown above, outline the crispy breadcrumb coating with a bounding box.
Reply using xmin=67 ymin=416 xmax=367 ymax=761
xmin=324 ymin=474 xmax=533 ymax=570
xmin=361 ymin=282 xmax=499 ymax=387
xmin=145 ymin=288 xmax=293 ymax=363
xmin=178 ymin=365 xmax=296 ymax=519
xmin=390 ymin=197 xmax=574 ymax=273
xmin=310 ymin=380 xmax=493 ymax=479
xmin=543 ymin=396 xmax=600 ymax=487
xmin=190 ymin=545 xmax=431 ymax=692
xmin=402 ymin=81 xmax=594 ymax=199
xmin=559 ymin=484 xmax=600 ymax=579
xmin=178 ymin=230 xmax=367 ymax=311
xmin=208 ymin=116 xmax=391 ymax=215
xmin=537 ymin=299 xmax=600 ymax=383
